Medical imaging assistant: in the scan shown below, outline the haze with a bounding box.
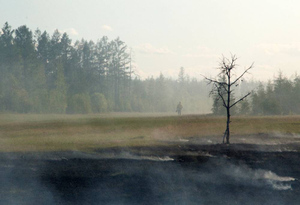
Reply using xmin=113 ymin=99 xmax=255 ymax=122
xmin=1 ymin=0 xmax=299 ymax=81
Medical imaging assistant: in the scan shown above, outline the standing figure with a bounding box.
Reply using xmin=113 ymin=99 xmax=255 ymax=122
xmin=176 ymin=102 xmax=183 ymax=115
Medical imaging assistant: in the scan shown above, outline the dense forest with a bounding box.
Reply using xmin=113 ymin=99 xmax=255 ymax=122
xmin=0 ymin=23 xmax=211 ymax=114
xmin=251 ymin=72 xmax=300 ymax=115
xmin=1 ymin=23 xmax=299 ymax=115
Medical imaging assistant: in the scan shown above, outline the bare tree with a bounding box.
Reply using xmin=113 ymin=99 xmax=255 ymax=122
xmin=203 ymin=54 xmax=254 ymax=144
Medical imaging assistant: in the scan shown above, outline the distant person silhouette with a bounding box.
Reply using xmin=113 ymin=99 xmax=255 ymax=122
xmin=176 ymin=102 xmax=183 ymax=115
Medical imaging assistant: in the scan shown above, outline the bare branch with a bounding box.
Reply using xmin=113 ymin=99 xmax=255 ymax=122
xmin=201 ymin=74 xmax=228 ymax=92
xmin=202 ymin=54 xmax=254 ymax=144
xmin=217 ymin=89 xmax=227 ymax=108
xmin=230 ymin=62 xmax=254 ymax=86
xmin=230 ymin=92 xmax=251 ymax=108
xmin=212 ymin=83 xmax=227 ymax=107
xmin=201 ymin=74 xmax=216 ymax=84
xmin=229 ymin=54 xmax=237 ymax=71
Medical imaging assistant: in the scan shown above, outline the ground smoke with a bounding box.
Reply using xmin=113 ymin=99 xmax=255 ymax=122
xmin=1 ymin=151 xmax=300 ymax=205
xmin=226 ymin=164 xmax=296 ymax=191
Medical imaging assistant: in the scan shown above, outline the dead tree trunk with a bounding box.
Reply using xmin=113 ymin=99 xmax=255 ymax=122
xmin=203 ymin=54 xmax=253 ymax=144
xmin=224 ymin=106 xmax=230 ymax=144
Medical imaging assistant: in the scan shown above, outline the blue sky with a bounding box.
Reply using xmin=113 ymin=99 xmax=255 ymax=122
xmin=1 ymin=0 xmax=300 ymax=81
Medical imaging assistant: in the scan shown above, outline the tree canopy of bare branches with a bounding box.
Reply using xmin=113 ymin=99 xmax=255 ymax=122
xmin=203 ymin=54 xmax=254 ymax=144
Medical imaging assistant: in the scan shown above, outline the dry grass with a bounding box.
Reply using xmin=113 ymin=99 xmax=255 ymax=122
xmin=1 ymin=113 xmax=300 ymax=152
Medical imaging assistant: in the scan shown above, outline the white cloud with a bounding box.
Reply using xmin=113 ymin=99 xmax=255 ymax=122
xmin=184 ymin=53 xmax=219 ymax=58
xmin=135 ymin=43 xmax=174 ymax=55
xmin=101 ymin=25 xmax=113 ymax=31
xmin=0 ymin=29 xmax=3 ymax=35
xmin=67 ymin=28 xmax=79 ymax=36
xmin=132 ymin=65 xmax=148 ymax=79
xmin=129 ymin=62 xmax=159 ymax=80
xmin=256 ymin=43 xmax=300 ymax=55
xmin=59 ymin=28 xmax=79 ymax=36
xmin=183 ymin=46 xmax=219 ymax=59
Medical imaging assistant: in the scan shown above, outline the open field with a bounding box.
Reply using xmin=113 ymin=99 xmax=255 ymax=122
xmin=1 ymin=113 xmax=300 ymax=152
xmin=1 ymin=113 xmax=300 ymax=204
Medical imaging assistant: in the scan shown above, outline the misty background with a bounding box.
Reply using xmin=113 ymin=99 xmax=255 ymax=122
xmin=1 ymin=23 xmax=300 ymax=115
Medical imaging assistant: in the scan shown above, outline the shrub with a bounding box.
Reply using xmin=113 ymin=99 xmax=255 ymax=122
xmin=91 ymin=93 xmax=108 ymax=113
xmin=67 ymin=93 xmax=92 ymax=114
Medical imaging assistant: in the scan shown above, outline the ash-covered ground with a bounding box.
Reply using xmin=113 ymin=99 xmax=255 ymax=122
xmin=1 ymin=134 xmax=300 ymax=205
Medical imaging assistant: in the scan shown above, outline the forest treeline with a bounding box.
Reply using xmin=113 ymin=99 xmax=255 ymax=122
xmin=0 ymin=23 xmax=211 ymax=114
xmin=251 ymin=72 xmax=300 ymax=115
xmin=211 ymin=71 xmax=300 ymax=116
xmin=1 ymin=23 xmax=299 ymax=115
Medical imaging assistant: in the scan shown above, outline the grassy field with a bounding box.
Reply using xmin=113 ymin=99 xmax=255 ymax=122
xmin=1 ymin=113 xmax=300 ymax=152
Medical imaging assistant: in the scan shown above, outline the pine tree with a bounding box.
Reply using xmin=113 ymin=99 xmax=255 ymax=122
xmin=49 ymin=61 xmax=67 ymax=113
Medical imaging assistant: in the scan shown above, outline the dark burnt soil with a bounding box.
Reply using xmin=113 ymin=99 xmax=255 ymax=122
xmin=1 ymin=144 xmax=300 ymax=205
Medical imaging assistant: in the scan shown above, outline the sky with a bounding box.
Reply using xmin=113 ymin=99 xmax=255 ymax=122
xmin=1 ymin=0 xmax=300 ymax=81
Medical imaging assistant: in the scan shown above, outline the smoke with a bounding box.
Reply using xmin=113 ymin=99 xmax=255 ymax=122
xmin=0 ymin=157 xmax=55 ymax=205
xmin=1 ymin=151 xmax=299 ymax=205
xmin=223 ymin=163 xmax=296 ymax=191
xmin=97 ymin=151 xmax=175 ymax=161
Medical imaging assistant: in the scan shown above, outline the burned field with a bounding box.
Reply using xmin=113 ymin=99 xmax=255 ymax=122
xmin=1 ymin=143 xmax=300 ymax=205
xmin=1 ymin=114 xmax=300 ymax=204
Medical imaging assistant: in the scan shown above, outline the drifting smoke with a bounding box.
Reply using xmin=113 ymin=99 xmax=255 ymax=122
xmin=259 ymin=170 xmax=295 ymax=190
xmin=1 ymin=150 xmax=299 ymax=205
xmin=224 ymin=163 xmax=296 ymax=191
xmin=98 ymin=151 xmax=174 ymax=161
